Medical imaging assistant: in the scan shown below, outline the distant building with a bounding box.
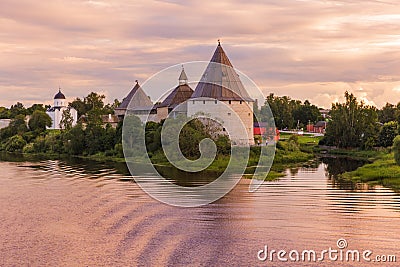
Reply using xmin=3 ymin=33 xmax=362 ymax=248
xmin=102 ymin=114 xmax=119 ymax=128
xmin=155 ymin=67 xmax=194 ymax=121
xmin=115 ymin=80 xmax=156 ymax=122
xmin=320 ymin=109 xmax=330 ymax=119
xmin=254 ymin=122 xmax=280 ymax=143
xmin=116 ymin=42 xmax=256 ymax=146
xmin=254 ymin=122 xmax=267 ymax=136
xmin=46 ymin=89 xmax=78 ymax=129
xmin=0 ymin=119 xmax=11 ymax=129
xmin=307 ymin=121 xmax=327 ymax=134
xmin=116 ymin=69 xmax=194 ymax=123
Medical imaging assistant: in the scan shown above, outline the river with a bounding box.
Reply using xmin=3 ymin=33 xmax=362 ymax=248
xmin=0 ymin=154 xmax=399 ymax=266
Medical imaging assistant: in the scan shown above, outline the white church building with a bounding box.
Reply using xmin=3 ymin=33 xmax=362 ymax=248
xmin=46 ymin=89 xmax=78 ymax=129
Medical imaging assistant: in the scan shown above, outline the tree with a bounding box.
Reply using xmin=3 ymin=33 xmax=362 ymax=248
xmin=60 ymin=108 xmax=74 ymax=130
xmin=64 ymin=123 xmax=85 ymax=155
xmin=84 ymin=92 xmax=106 ymax=111
xmin=0 ymin=106 xmax=10 ymax=119
xmin=292 ymin=100 xmax=322 ymax=128
xmin=178 ymin=119 xmax=211 ymax=159
xmin=85 ymin=124 xmax=106 ymax=155
xmin=9 ymin=102 xmax=27 ymax=118
xmin=4 ymin=135 xmax=26 ymax=152
xmin=27 ymin=104 xmax=46 ymax=115
xmin=28 ymin=110 xmax=52 ymax=133
xmin=8 ymin=114 xmax=28 ymax=136
xmin=263 ymin=93 xmax=294 ymax=129
xmin=123 ymin=115 xmax=144 ymax=148
xmin=393 ymin=135 xmax=400 ymax=165
xmin=103 ymin=99 xmax=121 ymax=115
xmin=377 ymin=121 xmax=398 ymax=147
xmin=378 ymin=103 xmax=397 ymax=123
xmin=324 ymin=91 xmax=379 ymax=148
xmin=70 ymin=92 xmax=111 ymax=125
xmin=103 ymin=124 xmax=117 ymax=152
xmin=69 ymin=97 xmax=87 ymax=118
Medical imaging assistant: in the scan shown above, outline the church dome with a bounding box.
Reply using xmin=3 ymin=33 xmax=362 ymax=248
xmin=54 ymin=89 xmax=66 ymax=99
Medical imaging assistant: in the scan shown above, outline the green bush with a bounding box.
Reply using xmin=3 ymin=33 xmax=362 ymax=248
xmin=114 ymin=143 xmax=123 ymax=158
xmin=22 ymin=143 xmax=35 ymax=153
xmin=5 ymin=135 xmax=27 ymax=152
xmin=377 ymin=121 xmax=398 ymax=147
xmin=393 ymin=135 xmax=400 ymax=165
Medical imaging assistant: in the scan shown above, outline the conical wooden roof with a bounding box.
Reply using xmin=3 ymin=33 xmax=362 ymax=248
xmin=116 ymin=81 xmax=153 ymax=110
xmin=158 ymin=84 xmax=193 ymax=109
xmin=191 ymin=43 xmax=253 ymax=101
xmin=158 ymin=68 xmax=193 ymax=108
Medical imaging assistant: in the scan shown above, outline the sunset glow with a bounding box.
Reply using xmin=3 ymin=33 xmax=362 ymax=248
xmin=1 ymin=0 xmax=400 ymax=108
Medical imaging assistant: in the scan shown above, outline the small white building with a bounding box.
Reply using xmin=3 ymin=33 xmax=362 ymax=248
xmin=46 ymin=89 xmax=78 ymax=129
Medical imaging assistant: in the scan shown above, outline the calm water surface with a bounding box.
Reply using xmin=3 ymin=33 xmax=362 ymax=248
xmin=0 ymin=154 xmax=399 ymax=266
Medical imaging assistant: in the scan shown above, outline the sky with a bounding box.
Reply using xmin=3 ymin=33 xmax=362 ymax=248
xmin=1 ymin=0 xmax=400 ymax=108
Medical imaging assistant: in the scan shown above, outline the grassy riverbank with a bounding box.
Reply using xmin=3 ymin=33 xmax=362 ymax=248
xmin=1 ymin=134 xmax=322 ymax=182
xmin=319 ymin=148 xmax=385 ymax=161
xmin=340 ymin=152 xmax=400 ymax=191
xmin=72 ymin=134 xmax=322 ymax=181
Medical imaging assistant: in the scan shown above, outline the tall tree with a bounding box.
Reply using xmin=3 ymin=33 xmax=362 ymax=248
xmin=69 ymin=97 xmax=87 ymax=118
xmin=292 ymin=100 xmax=322 ymax=128
xmin=0 ymin=107 xmax=10 ymax=119
xmin=27 ymin=104 xmax=46 ymax=115
xmin=64 ymin=123 xmax=85 ymax=155
xmin=378 ymin=103 xmax=397 ymax=123
xmin=263 ymin=93 xmax=295 ymax=129
xmin=84 ymin=92 xmax=106 ymax=111
xmin=377 ymin=121 xmax=398 ymax=147
xmin=28 ymin=110 xmax=52 ymax=133
xmin=9 ymin=102 xmax=27 ymax=118
xmin=8 ymin=114 xmax=28 ymax=135
xmin=324 ymin=91 xmax=379 ymax=148
xmin=60 ymin=108 xmax=74 ymax=130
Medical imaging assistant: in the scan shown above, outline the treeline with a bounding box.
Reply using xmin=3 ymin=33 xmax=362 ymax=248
xmin=0 ymin=94 xmax=119 ymax=120
xmin=0 ymin=92 xmax=230 ymax=159
xmin=0 ymin=93 xmax=123 ymax=156
xmin=0 ymin=103 xmax=50 ymax=119
xmin=3 ymin=91 xmax=400 ymax=155
xmin=256 ymin=93 xmax=323 ymax=130
xmin=321 ymin=91 xmax=399 ymax=149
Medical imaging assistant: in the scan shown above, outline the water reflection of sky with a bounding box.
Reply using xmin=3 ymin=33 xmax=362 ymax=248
xmin=0 ymin=157 xmax=399 ymax=266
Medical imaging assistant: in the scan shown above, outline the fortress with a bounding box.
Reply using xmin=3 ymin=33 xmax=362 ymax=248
xmin=115 ymin=42 xmax=255 ymax=146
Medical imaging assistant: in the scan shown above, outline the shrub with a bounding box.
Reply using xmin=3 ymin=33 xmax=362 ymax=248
xmin=377 ymin=121 xmax=398 ymax=147
xmin=5 ymin=135 xmax=27 ymax=152
xmin=393 ymin=135 xmax=400 ymax=165
xmin=22 ymin=143 xmax=35 ymax=153
xmin=114 ymin=143 xmax=123 ymax=158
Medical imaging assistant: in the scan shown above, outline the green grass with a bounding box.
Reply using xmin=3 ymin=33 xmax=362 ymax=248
xmin=325 ymin=148 xmax=386 ymax=161
xmin=341 ymin=152 xmax=400 ymax=191
xmin=297 ymin=135 xmax=322 ymax=144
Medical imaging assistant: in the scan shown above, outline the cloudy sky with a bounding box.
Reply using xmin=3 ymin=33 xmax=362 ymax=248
xmin=1 ymin=0 xmax=400 ymax=108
